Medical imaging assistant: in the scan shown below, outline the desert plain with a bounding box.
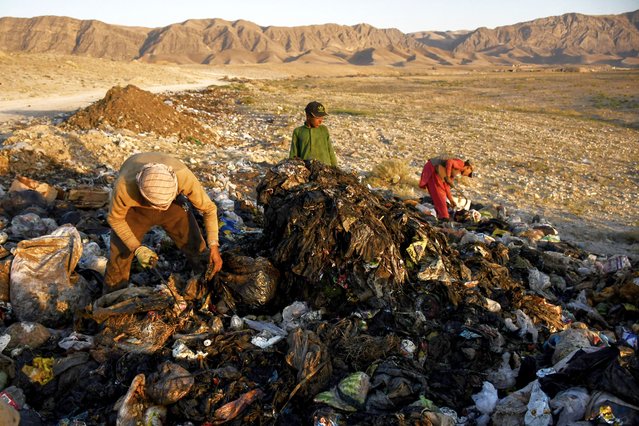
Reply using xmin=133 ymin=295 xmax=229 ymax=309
xmin=0 ymin=52 xmax=638 ymax=258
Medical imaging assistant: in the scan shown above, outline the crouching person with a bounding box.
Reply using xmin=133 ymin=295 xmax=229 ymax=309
xmin=419 ymin=157 xmax=474 ymax=221
xmin=104 ymin=152 xmax=222 ymax=293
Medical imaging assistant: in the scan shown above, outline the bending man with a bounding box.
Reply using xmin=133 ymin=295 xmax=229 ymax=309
xmin=104 ymin=152 xmax=222 ymax=293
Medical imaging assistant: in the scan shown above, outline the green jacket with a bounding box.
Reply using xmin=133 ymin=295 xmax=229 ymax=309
xmin=289 ymin=123 xmax=337 ymax=166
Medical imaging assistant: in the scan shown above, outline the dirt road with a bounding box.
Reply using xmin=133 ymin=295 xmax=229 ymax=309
xmin=0 ymin=80 xmax=226 ymax=122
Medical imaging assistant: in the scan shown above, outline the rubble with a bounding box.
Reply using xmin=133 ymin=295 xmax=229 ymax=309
xmin=0 ymin=159 xmax=634 ymax=425
xmin=0 ymin=84 xmax=636 ymax=424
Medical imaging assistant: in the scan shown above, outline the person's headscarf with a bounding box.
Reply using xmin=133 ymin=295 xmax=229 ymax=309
xmin=136 ymin=163 xmax=178 ymax=209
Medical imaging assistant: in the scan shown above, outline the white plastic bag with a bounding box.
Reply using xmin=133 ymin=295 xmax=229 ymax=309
xmin=10 ymin=224 xmax=89 ymax=327
xmin=550 ymin=387 xmax=589 ymax=426
xmin=471 ymin=381 xmax=498 ymax=426
xmin=528 ymin=268 xmax=551 ymax=293
xmin=487 ymin=352 xmax=517 ymax=390
xmin=515 ymin=309 xmax=539 ymax=342
xmin=524 ymin=381 xmax=552 ymax=426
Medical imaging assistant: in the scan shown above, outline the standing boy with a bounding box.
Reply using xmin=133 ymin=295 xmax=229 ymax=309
xmin=289 ymin=101 xmax=337 ymax=166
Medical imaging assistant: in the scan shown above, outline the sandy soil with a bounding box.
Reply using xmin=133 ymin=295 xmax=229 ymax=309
xmin=0 ymin=52 xmax=285 ymax=121
xmin=1 ymin=53 xmax=637 ymax=259
xmin=0 ymin=82 xmax=226 ymax=121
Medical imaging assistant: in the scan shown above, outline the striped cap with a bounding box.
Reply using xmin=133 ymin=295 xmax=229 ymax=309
xmin=136 ymin=163 xmax=178 ymax=209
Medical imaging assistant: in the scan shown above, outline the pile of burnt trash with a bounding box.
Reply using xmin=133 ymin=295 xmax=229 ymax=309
xmin=0 ymin=159 xmax=637 ymax=425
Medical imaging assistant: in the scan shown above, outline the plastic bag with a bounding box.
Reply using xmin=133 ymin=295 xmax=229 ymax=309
xmin=143 ymin=406 xmax=167 ymax=426
xmin=146 ymin=362 xmax=194 ymax=405
xmin=315 ymin=372 xmax=370 ymax=412
xmin=313 ymin=408 xmax=343 ymax=426
xmin=598 ymin=255 xmax=631 ymax=273
xmin=524 ymin=381 xmax=552 ymax=426
xmin=219 ymin=254 xmax=279 ymax=307
xmin=282 ymin=301 xmax=310 ymax=331
xmin=286 ymin=328 xmax=332 ymax=400
xmin=550 ymin=387 xmax=589 ymax=426
xmin=471 ymin=381 xmax=498 ymax=426
xmin=492 ymin=381 xmax=534 ymax=426
xmin=116 ymin=374 xmax=147 ymax=426
xmin=550 ymin=327 xmax=597 ymax=365
xmin=93 ymin=288 xmax=175 ymax=354
xmin=78 ymin=241 xmax=108 ymax=275
xmin=417 ymin=257 xmax=451 ymax=282
xmin=567 ymin=290 xmax=609 ymax=327
xmin=2 ymin=322 xmax=51 ymax=351
xmin=487 ymin=352 xmax=517 ymax=390
xmin=415 ymin=203 xmax=436 ymax=216
xmin=338 ymin=372 xmax=370 ymax=408
xmin=281 ymin=301 xmax=322 ymax=331
xmin=450 ymin=195 xmax=471 ymax=211
xmin=9 ymin=213 xmax=48 ymax=239
xmin=10 ymin=225 xmax=89 ymax=327
xmin=92 ymin=287 xmax=173 ymax=323
xmin=528 ymin=268 xmax=551 ymax=293
xmin=516 ymin=309 xmax=539 ymax=343
xmin=586 ymin=390 xmax=639 ymax=425
xmin=211 ymin=389 xmax=264 ymax=425
xmin=58 ymin=332 xmax=94 ymax=351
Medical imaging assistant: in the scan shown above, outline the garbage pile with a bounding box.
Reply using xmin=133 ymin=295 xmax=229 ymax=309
xmin=256 ymin=159 xmax=455 ymax=310
xmin=0 ymin=159 xmax=637 ymax=425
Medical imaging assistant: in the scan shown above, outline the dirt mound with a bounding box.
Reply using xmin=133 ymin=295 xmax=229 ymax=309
xmin=65 ymin=85 xmax=215 ymax=143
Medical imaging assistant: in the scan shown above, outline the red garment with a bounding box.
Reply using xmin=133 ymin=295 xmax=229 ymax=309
xmin=419 ymin=158 xmax=465 ymax=219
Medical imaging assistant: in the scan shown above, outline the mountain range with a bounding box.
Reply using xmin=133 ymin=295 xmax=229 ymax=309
xmin=1 ymin=10 xmax=638 ymax=67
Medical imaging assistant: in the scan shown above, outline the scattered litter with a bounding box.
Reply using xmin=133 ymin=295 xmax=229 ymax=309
xmin=0 ymin=148 xmax=635 ymax=424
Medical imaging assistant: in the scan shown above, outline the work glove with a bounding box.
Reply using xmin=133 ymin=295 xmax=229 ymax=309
xmin=135 ymin=246 xmax=158 ymax=269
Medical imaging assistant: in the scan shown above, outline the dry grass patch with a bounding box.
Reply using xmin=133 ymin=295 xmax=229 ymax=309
xmin=364 ymin=159 xmax=421 ymax=199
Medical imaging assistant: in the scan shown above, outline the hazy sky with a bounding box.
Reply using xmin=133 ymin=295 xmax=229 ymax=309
xmin=1 ymin=0 xmax=637 ymax=33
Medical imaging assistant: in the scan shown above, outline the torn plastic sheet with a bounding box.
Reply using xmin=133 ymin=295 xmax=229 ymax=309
xmin=251 ymin=331 xmax=286 ymax=349
xmin=525 ymin=381 xmax=552 ymax=426
xmin=417 ymin=257 xmax=452 ymax=282
xmin=171 ymin=340 xmax=208 ymax=361
xmin=58 ymin=332 xmax=94 ymax=351
xmin=281 ymin=301 xmax=323 ymax=331
xmin=244 ymin=318 xmax=287 ymax=349
xmin=314 ymin=372 xmax=371 ymax=412
xmin=406 ymin=240 xmax=430 ymax=265
xmin=567 ymin=291 xmax=610 ymax=327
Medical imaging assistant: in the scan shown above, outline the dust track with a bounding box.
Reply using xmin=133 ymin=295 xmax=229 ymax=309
xmin=0 ymin=80 xmax=225 ymax=122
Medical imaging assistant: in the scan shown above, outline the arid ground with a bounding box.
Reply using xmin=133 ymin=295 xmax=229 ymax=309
xmin=1 ymin=53 xmax=638 ymax=258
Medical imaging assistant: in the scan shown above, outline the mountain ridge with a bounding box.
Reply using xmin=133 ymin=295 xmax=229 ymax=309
xmin=0 ymin=11 xmax=637 ymax=67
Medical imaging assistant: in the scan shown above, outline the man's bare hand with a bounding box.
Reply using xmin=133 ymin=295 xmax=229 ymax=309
xmin=205 ymin=244 xmax=223 ymax=280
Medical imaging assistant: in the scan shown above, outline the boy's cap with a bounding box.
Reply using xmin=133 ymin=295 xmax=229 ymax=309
xmin=305 ymin=101 xmax=328 ymax=117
